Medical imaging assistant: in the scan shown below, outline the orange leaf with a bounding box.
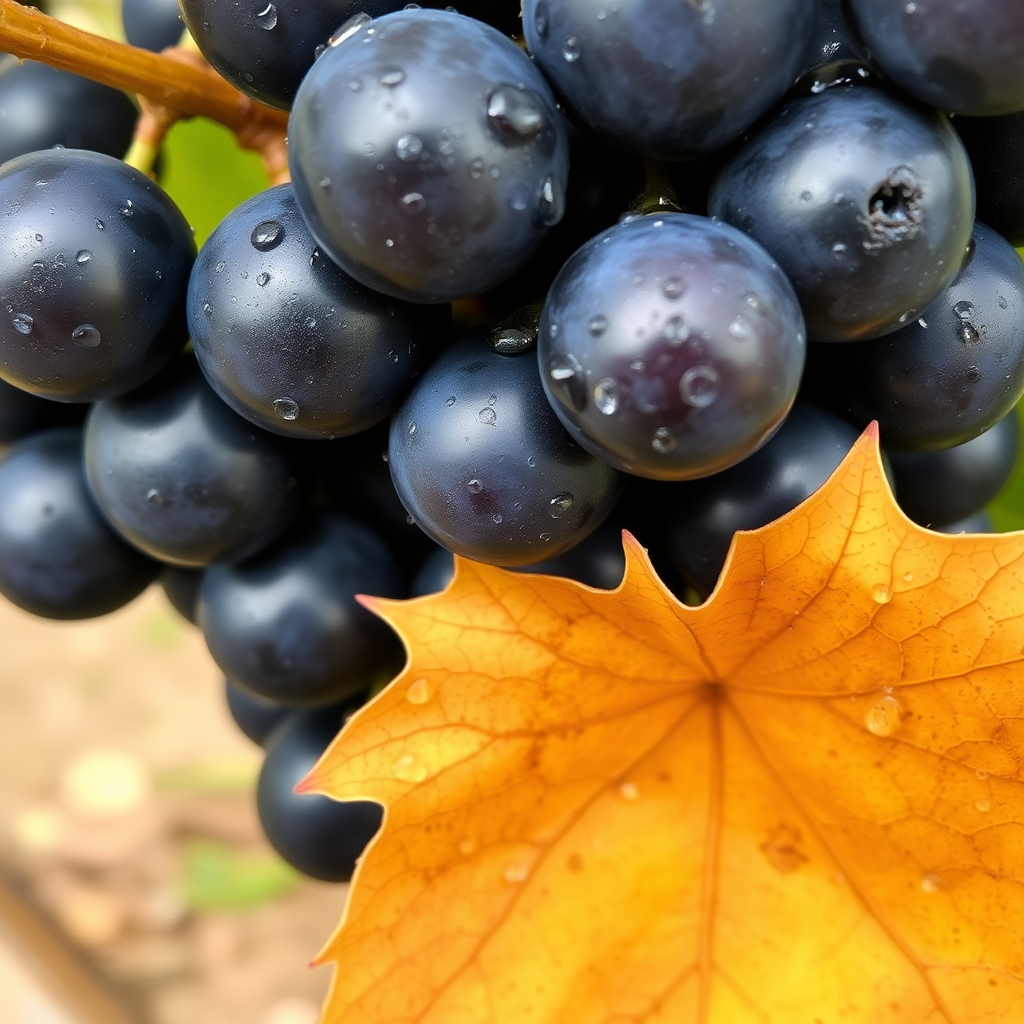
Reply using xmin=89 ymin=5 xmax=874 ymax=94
xmin=307 ymin=425 xmax=1024 ymax=1024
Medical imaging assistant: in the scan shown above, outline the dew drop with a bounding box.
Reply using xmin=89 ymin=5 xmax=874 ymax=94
xmin=486 ymin=85 xmax=545 ymax=142
xmin=997 ymin=295 xmax=1008 ymax=310
xmin=405 ymin=678 xmax=432 ymax=705
xmin=527 ymin=457 xmax=537 ymax=468
xmin=562 ymin=36 xmax=580 ymax=61
xmin=468 ymin=156 xmax=485 ymax=179
xmin=272 ymin=397 xmax=299 ymax=421
xmin=94 ymin=219 xmax=105 ymax=230
xmin=864 ymin=694 xmax=901 ymax=737
xmin=960 ymin=323 xmax=980 ymax=343
xmin=478 ymin=406 xmax=497 ymax=425
xmin=146 ymin=488 xmax=163 ymax=506
xmin=393 ymin=754 xmax=427 ymax=783
xmin=831 ymin=241 xmax=847 ymax=254
xmin=618 ymin=781 xmax=639 ymax=802
xmin=651 ymin=427 xmax=676 ymax=454
xmin=400 ymin=191 xmax=426 ymax=214
xmin=467 ymin=478 xmax=483 ymax=494
xmin=379 ymin=68 xmax=405 ymax=87
xmin=902 ymin=572 xmax=914 ymax=583
xmin=255 ymin=2 xmax=278 ymax=29
xmin=629 ymin=359 xmax=645 ymax=374
xmin=215 ymin=261 xmax=226 ymax=274
xmin=588 ymin=314 xmax=608 ymax=337
xmin=800 ymin=190 xmax=813 ymax=202
xmin=509 ymin=184 xmax=530 ymax=212
xmin=256 ymin=271 xmax=270 ymax=287
xmin=492 ymin=513 xmax=503 ymax=524
xmin=445 ymin=395 xmax=456 ymax=407
xmin=539 ymin=531 xmax=552 ymax=541
xmin=532 ymin=174 xmax=563 ymax=227
xmin=395 ymin=133 xmax=422 ymax=160
xmin=975 ymin=797 xmax=991 ymax=813
xmin=304 ymin=317 xmax=317 ymax=330
xmin=548 ymin=492 xmax=574 ymax=518
xmin=75 ymin=249 xmax=92 ymax=265
xmin=631 ymin=273 xmax=644 ymax=288
xmin=533 ymin=0 xmax=549 ymax=36
xmin=594 ymin=377 xmax=619 ymax=415
xmin=871 ymin=582 xmax=892 ymax=604
xmin=251 ymin=220 xmax=284 ymax=251
xmin=406 ymin=421 xmax=418 ymax=440
xmin=119 ymin=199 xmax=134 ymax=218
xmin=202 ymin=302 xmax=212 ymax=316
xmin=503 ymin=861 xmax=529 ymax=883
xmin=662 ymin=314 xmax=687 ymax=346
xmin=920 ymin=873 xmax=940 ymax=893
xmin=661 ymin=277 xmax=685 ymax=300
xmin=11 ymin=312 xmax=33 ymax=334
xmin=329 ymin=12 xmax=370 ymax=47
xmin=728 ymin=316 xmax=752 ymax=339
xmin=71 ymin=323 xmax=101 ymax=347
xmin=679 ymin=365 xmax=719 ymax=408
xmin=547 ymin=353 xmax=586 ymax=411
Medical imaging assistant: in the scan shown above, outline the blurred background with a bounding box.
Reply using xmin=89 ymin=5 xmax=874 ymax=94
xmin=0 ymin=3 xmax=344 ymax=1024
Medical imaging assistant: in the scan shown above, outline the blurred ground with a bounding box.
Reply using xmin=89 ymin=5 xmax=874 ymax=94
xmin=0 ymin=586 xmax=344 ymax=1024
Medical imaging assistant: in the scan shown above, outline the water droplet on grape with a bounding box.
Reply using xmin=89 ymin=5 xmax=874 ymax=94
xmin=71 ymin=323 xmax=101 ymax=347
xmin=400 ymin=191 xmax=426 ymax=213
xmin=303 ymin=317 xmax=317 ymax=330
xmin=202 ymin=302 xmax=212 ymax=316
xmin=800 ymin=190 xmax=813 ymax=202
xmin=679 ymin=365 xmax=719 ymax=408
xmin=562 ymin=37 xmax=580 ymax=61
xmin=11 ymin=313 xmax=33 ymax=334
xmin=975 ymin=797 xmax=991 ymax=813
xmin=119 ymin=199 xmax=134 ymax=218
xmin=864 ymin=694 xmax=901 ymax=736
xmin=379 ymin=68 xmax=405 ymax=87
xmin=94 ymin=219 xmax=105 ymax=230
xmin=251 ymin=221 xmax=284 ymax=251
xmin=255 ymin=2 xmax=278 ymax=29
xmin=509 ymin=184 xmax=530 ymax=212
xmin=478 ymin=407 xmax=497 ymax=425
xmin=146 ymin=488 xmax=163 ymax=506
xmin=548 ymin=492 xmax=574 ymax=518
xmin=405 ymin=678 xmax=432 ymax=705
xmin=629 ymin=359 xmax=645 ymax=374
xmin=872 ymin=583 xmax=892 ymax=604
xmin=485 ymin=85 xmax=545 ymax=143
xmin=547 ymin=354 xmax=586 ymax=411
xmin=393 ymin=754 xmax=427 ymax=782
xmin=272 ymin=397 xmax=299 ymax=421
xmin=588 ymin=315 xmax=608 ymax=337
xmin=728 ymin=316 xmax=752 ymax=339
xmin=534 ymin=0 xmax=549 ymax=36
xmin=468 ymin=156 xmax=485 ymax=179
xmin=920 ymin=872 xmax=940 ymax=893
xmin=960 ymin=323 xmax=980 ymax=344
xmin=214 ymin=261 xmax=226 ymax=274
xmin=445 ymin=395 xmax=456 ymax=407
xmin=651 ymin=427 xmax=676 ymax=454
xmin=532 ymin=174 xmax=563 ymax=227
xmin=997 ymin=295 xmax=1008 ymax=310
xmin=467 ymin=479 xmax=483 ymax=494
xmin=662 ymin=314 xmax=687 ymax=346
xmin=329 ymin=12 xmax=370 ymax=47
xmin=492 ymin=513 xmax=503 ymax=524
xmin=75 ymin=250 xmax=92 ymax=265
xmin=832 ymin=241 xmax=847 ymax=254
xmin=527 ymin=457 xmax=537 ymax=468
xmin=256 ymin=272 xmax=270 ymax=287
xmin=902 ymin=572 xmax=914 ymax=583
xmin=594 ymin=378 xmax=619 ymax=415
xmin=395 ymin=133 xmax=422 ymax=160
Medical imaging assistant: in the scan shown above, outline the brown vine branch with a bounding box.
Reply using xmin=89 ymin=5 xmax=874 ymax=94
xmin=0 ymin=0 xmax=290 ymax=180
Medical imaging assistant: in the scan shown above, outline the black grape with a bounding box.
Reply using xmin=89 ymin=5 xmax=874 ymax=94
xmin=802 ymin=222 xmax=1024 ymax=451
xmin=539 ymin=213 xmax=806 ymax=481
xmin=709 ymin=85 xmax=975 ymax=342
xmin=887 ymin=408 xmax=1020 ymax=529
xmin=660 ymin=403 xmax=860 ymax=596
xmin=188 ymin=184 xmax=448 ymax=439
xmin=0 ymin=429 xmax=158 ymax=619
xmin=0 ymin=58 xmax=138 ymax=164
xmin=84 ymin=359 xmax=301 ymax=567
xmin=388 ymin=339 xmax=622 ymax=566
xmin=160 ymin=566 xmax=201 ymax=624
xmin=178 ymin=0 xmax=355 ymax=110
xmin=198 ymin=512 xmax=404 ymax=707
xmin=122 ymin=0 xmax=183 ymax=51
xmin=522 ymin=0 xmax=817 ymax=159
xmin=257 ymin=704 xmax=382 ymax=882
xmin=0 ymin=149 xmax=195 ymax=403
xmin=847 ymin=0 xmax=1024 ymax=116
xmin=225 ymin=677 xmax=289 ymax=747
xmin=288 ymin=9 xmax=568 ymax=303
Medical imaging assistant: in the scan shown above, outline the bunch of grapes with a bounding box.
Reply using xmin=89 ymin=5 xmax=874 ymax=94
xmin=0 ymin=0 xmax=1022 ymax=882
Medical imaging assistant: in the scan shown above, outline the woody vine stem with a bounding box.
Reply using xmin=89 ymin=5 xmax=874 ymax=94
xmin=0 ymin=0 xmax=290 ymax=181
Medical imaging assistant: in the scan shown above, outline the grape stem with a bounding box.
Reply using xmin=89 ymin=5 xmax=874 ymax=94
xmin=0 ymin=0 xmax=289 ymax=181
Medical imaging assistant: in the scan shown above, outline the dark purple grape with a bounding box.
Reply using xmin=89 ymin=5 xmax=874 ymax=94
xmin=188 ymin=184 xmax=447 ymax=439
xmin=659 ymin=403 xmax=859 ymax=595
xmin=160 ymin=566 xmax=201 ymax=624
xmin=955 ymin=113 xmax=1024 ymax=247
xmin=198 ymin=512 xmax=404 ymax=707
xmin=388 ymin=339 xmax=622 ymax=566
xmin=257 ymin=704 xmax=382 ymax=882
xmin=801 ymin=222 xmax=1024 ymax=451
xmin=0 ymin=429 xmax=158 ymax=619
xmin=225 ymin=677 xmax=289 ymax=746
xmin=539 ymin=213 xmax=806 ymax=481
xmin=887 ymin=407 xmax=1019 ymax=528
xmin=709 ymin=85 xmax=975 ymax=343
xmin=288 ymin=9 xmax=568 ymax=303
xmin=84 ymin=360 xmax=301 ymax=567
xmin=522 ymin=0 xmax=816 ymax=159
xmin=848 ymin=0 xmax=1024 ymax=116
xmin=796 ymin=0 xmax=866 ymax=80
xmin=179 ymin=0 xmax=356 ymax=110
xmin=0 ymin=149 xmax=195 ymax=402
xmin=0 ymin=58 xmax=138 ymax=164
xmin=122 ymin=0 xmax=183 ymax=51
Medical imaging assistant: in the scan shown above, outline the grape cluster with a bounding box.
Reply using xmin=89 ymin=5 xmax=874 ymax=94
xmin=0 ymin=0 xmax=1022 ymax=882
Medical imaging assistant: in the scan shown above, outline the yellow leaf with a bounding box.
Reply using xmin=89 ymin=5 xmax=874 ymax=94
xmin=305 ymin=424 xmax=1024 ymax=1024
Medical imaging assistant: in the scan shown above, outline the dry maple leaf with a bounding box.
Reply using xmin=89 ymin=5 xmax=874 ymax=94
xmin=303 ymin=424 xmax=1024 ymax=1024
